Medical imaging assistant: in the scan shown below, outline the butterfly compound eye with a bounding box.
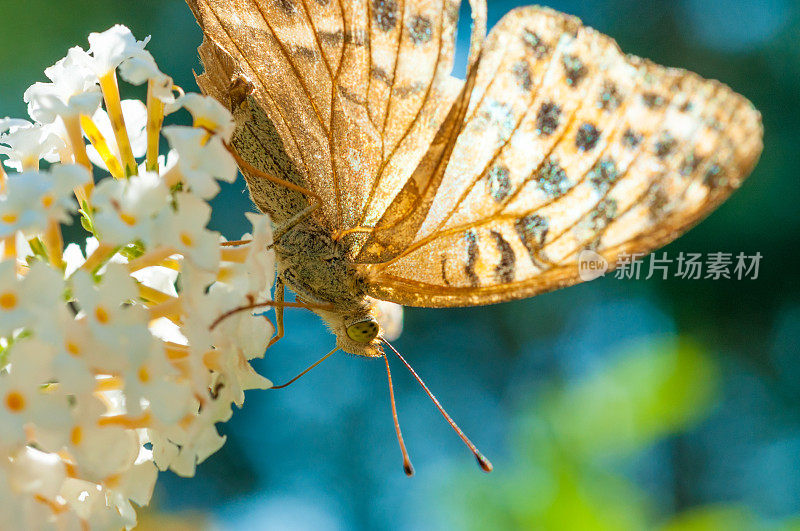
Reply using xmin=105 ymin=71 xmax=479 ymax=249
xmin=346 ymin=320 xmax=380 ymax=344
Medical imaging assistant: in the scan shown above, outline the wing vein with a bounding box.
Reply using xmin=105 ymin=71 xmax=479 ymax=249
xmin=359 ymin=2 xmax=448 ymax=225
xmin=427 ymin=36 xmax=577 ymax=235
xmin=249 ymin=1 xmax=331 ymax=138
xmin=203 ymin=5 xmax=320 ymax=199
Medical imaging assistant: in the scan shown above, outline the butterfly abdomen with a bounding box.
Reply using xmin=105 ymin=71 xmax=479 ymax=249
xmin=229 ymin=94 xmax=316 ymax=227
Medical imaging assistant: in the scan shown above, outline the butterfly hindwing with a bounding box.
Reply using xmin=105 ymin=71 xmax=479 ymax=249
xmin=361 ymin=6 xmax=762 ymax=307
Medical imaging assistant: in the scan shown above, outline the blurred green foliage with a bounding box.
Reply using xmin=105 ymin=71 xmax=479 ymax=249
xmin=443 ymin=338 xmax=797 ymax=531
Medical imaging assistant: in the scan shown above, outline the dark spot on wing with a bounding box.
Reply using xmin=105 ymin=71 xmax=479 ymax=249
xmin=622 ymin=128 xmax=643 ymax=149
xmin=522 ymin=29 xmax=550 ymax=59
xmin=647 ymin=183 xmax=669 ymax=219
xmin=490 ymin=231 xmax=516 ymax=284
xmin=654 ymin=132 xmax=677 ymax=159
xmin=536 ymin=101 xmax=561 ymax=136
xmin=486 ymin=165 xmax=512 ymax=202
xmin=372 ymin=0 xmax=398 ymax=32
xmin=642 ymin=92 xmax=666 ymax=109
xmin=679 ymin=151 xmax=704 ymax=177
xmin=464 ymin=231 xmax=480 ymax=287
xmin=589 ymin=158 xmax=619 ymax=193
xmin=318 ymin=30 xmax=344 ymax=46
xmin=370 ymin=66 xmax=393 ymax=85
xmin=313 ymin=0 xmax=330 ymax=5
xmin=275 ymin=0 xmax=295 ymax=15
xmin=588 ymin=198 xmax=617 ymax=231
xmin=393 ymin=82 xmax=425 ymax=98
xmin=575 ymin=122 xmax=601 ymax=151
xmin=599 ymin=81 xmax=622 ymax=111
xmin=408 ymin=14 xmax=433 ymax=45
xmin=679 ymin=101 xmax=693 ymax=113
xmin=290 ymin=45 xmax=317 ymax=61
xmin=536 ymin=159 xmax=569 ymax=198
xmin=704 ymin=163 xmax=727 ymax=188
xmin=440 ymin=256 xmax=451 ymax=286
xmin=515 ymin=214 xmax=549 ymax=265
xmin=562 ymin=55 xmax=587 ymax=87
xmin=338 ymin=85 xmax=366 ymax=105
xmin=512 ymin=60 xmax=533 ymax=92
xmin=319 ymin=29 xmax=367 ymax=46
xmin=346 ymin=30 xmax=368 ymax=46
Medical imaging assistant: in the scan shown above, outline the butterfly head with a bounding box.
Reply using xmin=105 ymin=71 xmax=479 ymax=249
xmin=314 ymin=299 xmax=403 ymax=358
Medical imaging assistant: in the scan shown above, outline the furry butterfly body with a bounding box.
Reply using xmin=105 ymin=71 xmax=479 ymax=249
xmin=187 ymin=0 xmax=762 ymax=357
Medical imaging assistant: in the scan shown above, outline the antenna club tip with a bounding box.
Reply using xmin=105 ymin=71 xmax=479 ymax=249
xmin=403 ymin=462 xmax=415 ymax=477
xmin=476 ymin=455 xmax=493 ymax=473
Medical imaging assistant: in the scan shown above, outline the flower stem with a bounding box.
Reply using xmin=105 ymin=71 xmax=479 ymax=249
xmin=63 ymin=115 xmax=94 ymax=205
xmin=146 ymin=79 xmax=165 ymax=172
xmin=80 ymin=115 xmax=124 ymax=179
xmin=99 ymin=71 xmax=138 ymax=177
xmin=80 ymin=243 xmax=116 ymax=274
xmin=43 ymin=219 xmax=64 ymax=269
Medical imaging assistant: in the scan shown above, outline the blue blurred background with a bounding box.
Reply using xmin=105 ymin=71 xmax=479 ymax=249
xmin=2 ymin=1 xmax=799 ymax=529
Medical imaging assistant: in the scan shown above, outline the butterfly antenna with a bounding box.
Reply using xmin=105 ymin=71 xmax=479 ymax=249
xmin=271 ymin=346 xmax=339 ymax=389
xmin=381 ymin=338 xmax=493 ymax=473
xmin=383 ymin=353 xmax=415 ymax=476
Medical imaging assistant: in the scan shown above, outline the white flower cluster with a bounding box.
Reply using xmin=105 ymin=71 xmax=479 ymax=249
xmin=0 ymin=25 xmax=275 ymax=529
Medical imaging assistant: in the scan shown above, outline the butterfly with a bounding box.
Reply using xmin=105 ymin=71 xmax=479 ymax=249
xmin=187 ymin=0 xmax=763 ymax=474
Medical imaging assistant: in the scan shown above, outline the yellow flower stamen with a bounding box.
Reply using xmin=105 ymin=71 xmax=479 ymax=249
xmin=65 ymin=341 xmax=81 ymax=356
xmin=145 ymin=79 xmax=166 ymax=173
xmin=98 ymin=71 xmax=138 ymax=177
xmin=179 ymin=231 xmax=193 ymax=247
xmin=1 ymin=213 xmax=18 ymax=224
xmin=137 ymin=365 xmax=151 ymax=383
xmin=94 ymin=305 xmax=110 ymax=324
xmin=119 ymin=212 xmax=137 ymax=226
xmin=0 ymin=164 xmax=6 ymax=194
xmin=80 ymin=114 xmax=124 ymax=180
xmin=70 ymin=426 xmax=83 ymax=446
xmin=0 ymin=291 xmax=18 ymax=310
xmin=5 ymin=390 xmax=26 ymax=412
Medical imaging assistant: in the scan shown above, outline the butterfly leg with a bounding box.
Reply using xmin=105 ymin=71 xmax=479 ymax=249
xmin=267 ymin=278 xmax=285 ymax=349
xmin=224 ymin=141 xmax=322 ymax=245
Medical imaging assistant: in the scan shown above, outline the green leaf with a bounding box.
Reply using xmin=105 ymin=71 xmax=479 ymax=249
xmin=541 ymin=336 xmax=719 ymax=457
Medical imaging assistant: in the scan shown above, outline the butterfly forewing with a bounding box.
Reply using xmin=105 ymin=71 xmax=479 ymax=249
xmin=362 ymin=6 xmax=762 ymax=307
xmin=189 ymin=0 xmax=474 ymax=233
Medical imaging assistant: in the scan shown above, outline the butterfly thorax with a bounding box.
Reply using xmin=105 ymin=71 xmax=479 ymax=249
xmin=274 ymin=220 xmax=384 ymax=357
